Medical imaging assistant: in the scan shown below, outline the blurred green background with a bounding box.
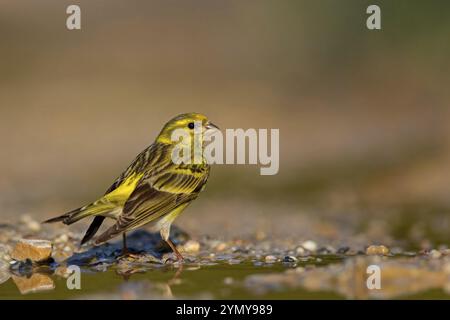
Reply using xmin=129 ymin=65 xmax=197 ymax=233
xmin=1 ymin=0 xmax=450 ymax=248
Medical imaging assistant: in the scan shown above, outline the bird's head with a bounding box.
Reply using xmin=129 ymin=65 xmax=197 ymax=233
xmin=156 ymin=113 xmax=219 ymax=146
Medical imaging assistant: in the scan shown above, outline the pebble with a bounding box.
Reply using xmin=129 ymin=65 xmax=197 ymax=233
xmin=390 ymin=247 xmax=404 ymax=255
xmin=11 ymin=239 xmax=53 ymax=262
xmin=366 ymin=245 xmax=390 ymax=256
xmin=317 ymin=246 xmax=336 ymax=255
xmin=337 ymin=246 xmax=350 ymax=254
xmin=296 ymin=246 xmax=306 ymax=256
xmin=20 ymin=215 xmax=41 ymax=232
xmin=301 ymin=240 xmax=318 ymax=252
xmin=182 ymin=240 xmax=200 ymax=253
xmin=283 ymin=256 xmax=298 ymax=263
xmin=215 ymin=242 xmax=227 ymax=252
xmin=429 ymin=249 xmax=442 ymax=259
xmin=264 ymin=255 xmax=277 ymax=263
xmin=54 ymin=234 xmax=69 ymax=244
xmin=27 ymin=221 xmax=41 ymax=233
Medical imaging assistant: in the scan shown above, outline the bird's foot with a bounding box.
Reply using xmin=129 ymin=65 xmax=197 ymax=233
xmin=164 ymin=239 xmax=184 ymax=264
xmin=163 ymin=252 xmax=184 ymax=264
xmin=117 ymin=249 xmax=142 ymax=260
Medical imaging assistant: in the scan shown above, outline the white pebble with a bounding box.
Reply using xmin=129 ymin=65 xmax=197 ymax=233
xmin=429 ymin=249 xmax=442 ymax=259
xmin=55 ymin=234 xmax=69 ymax=243
xmin=301 ymin=240 xmax=318 ymax=252
xmin=27 ymin=221 xmax=41 ymax=232
xmin=264 ymin=255 xmax=277 ymax=263
xmin=183 ymin=240 xmax=200 ymax=253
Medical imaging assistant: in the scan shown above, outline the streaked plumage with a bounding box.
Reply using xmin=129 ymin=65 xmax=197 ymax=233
xmin=44 ymin=113 xmax=218 ymax=261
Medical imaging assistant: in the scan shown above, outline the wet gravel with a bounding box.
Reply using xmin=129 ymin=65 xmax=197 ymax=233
xmin=2 ymin=215 xmax=450 ymax=299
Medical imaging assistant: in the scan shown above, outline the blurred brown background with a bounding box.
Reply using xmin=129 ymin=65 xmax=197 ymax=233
xmin=1 ymin=1 xmax=450 ymax=247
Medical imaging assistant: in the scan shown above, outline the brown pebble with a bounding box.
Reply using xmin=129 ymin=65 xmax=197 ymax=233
xmin=366 ymin=245 xmax=390 ymax=256
xmin=11 ymin=239 xmax=53 ymax=262
xmin=265 ymin=255 xmax=277 ymax=263
xmin=215 ymin=242 xmax=227 ymax=252
xmin=183 ymin=240 xmax=200 ymax=253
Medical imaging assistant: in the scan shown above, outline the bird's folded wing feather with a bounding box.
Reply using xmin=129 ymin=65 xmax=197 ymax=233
xmin=94 ymin=150 xmax=209 ymax=244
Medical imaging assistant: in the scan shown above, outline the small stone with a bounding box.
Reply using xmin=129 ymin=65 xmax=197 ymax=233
xmin=11 ymin=239 xmax=53 ymax=262
xmin=337 ymin=246 xmax=350 ymax=254
xmin=55 ymin=234 xmax=69 ymax=244
xmin=296 ymin=246 xmax=306 ymax=255
xmin=301 ymin=240 xmax=318 ymax=252
xmin=183 ymin=240 xmax=200 ymax=253
xmin=366 ymin=245 xmax=390 ymax=256
xmin=429 ymin=249 xmax=442 ymax=259
xmin=19 ymin=215 xmax=41 ymax=232
xmin=265 ymin=255 xmax=277 ymax=263
xmin=215 ymin=242 xmax=227 ymax=252
xmin=317 ymin=246 xmax=335 ymax=255
xmin=27 ymin=221 xmax=41 ymax=232
xmin=283 ymin=256 xmax=298 ymax=263
xmin=390 ymin=247 xmax=404 ymax=255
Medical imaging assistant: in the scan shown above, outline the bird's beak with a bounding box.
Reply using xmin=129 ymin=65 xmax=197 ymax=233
xmin=206 ymin=121 xmax=220 ymax=131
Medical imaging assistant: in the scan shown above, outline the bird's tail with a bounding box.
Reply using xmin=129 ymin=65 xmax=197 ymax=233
xmin=43 ymin=199 xmax=115 ymax=225
xmin=43 ymin=205 xmax=93 ymax=225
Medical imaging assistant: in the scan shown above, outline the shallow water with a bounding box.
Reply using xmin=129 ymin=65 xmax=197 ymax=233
xmin=2 ymin=255 xmax=450 ymax=300
xmin=0 ymin=260 xmax=338 ymax=300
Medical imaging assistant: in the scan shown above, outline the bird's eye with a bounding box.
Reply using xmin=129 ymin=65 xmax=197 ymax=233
xmin=188 ymin=122 xmax=195 ymax=129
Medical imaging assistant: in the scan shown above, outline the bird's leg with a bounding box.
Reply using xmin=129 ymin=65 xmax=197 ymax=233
xmin=118 ymin=232 xmax=141 ymax=259
xmin=166 ymin=238 xmax=184 ymax=262
xmin=122 ymin=232 xmax=128 ymax=256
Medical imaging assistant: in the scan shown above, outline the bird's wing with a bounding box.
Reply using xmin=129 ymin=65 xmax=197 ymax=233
xmin=100 ymin=142 xmax=173 ymax=206
xmin=101 ymin=143 xmax=161 ymax=199
xmin=94 ymin=147 xmax=210 ymax=244
xmin=80 ymin=143 xmax=165 ymax=244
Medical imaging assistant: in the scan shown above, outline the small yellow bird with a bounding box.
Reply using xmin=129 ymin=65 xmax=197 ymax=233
xmin=44 ymin=113 xmax=218 ymax=261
